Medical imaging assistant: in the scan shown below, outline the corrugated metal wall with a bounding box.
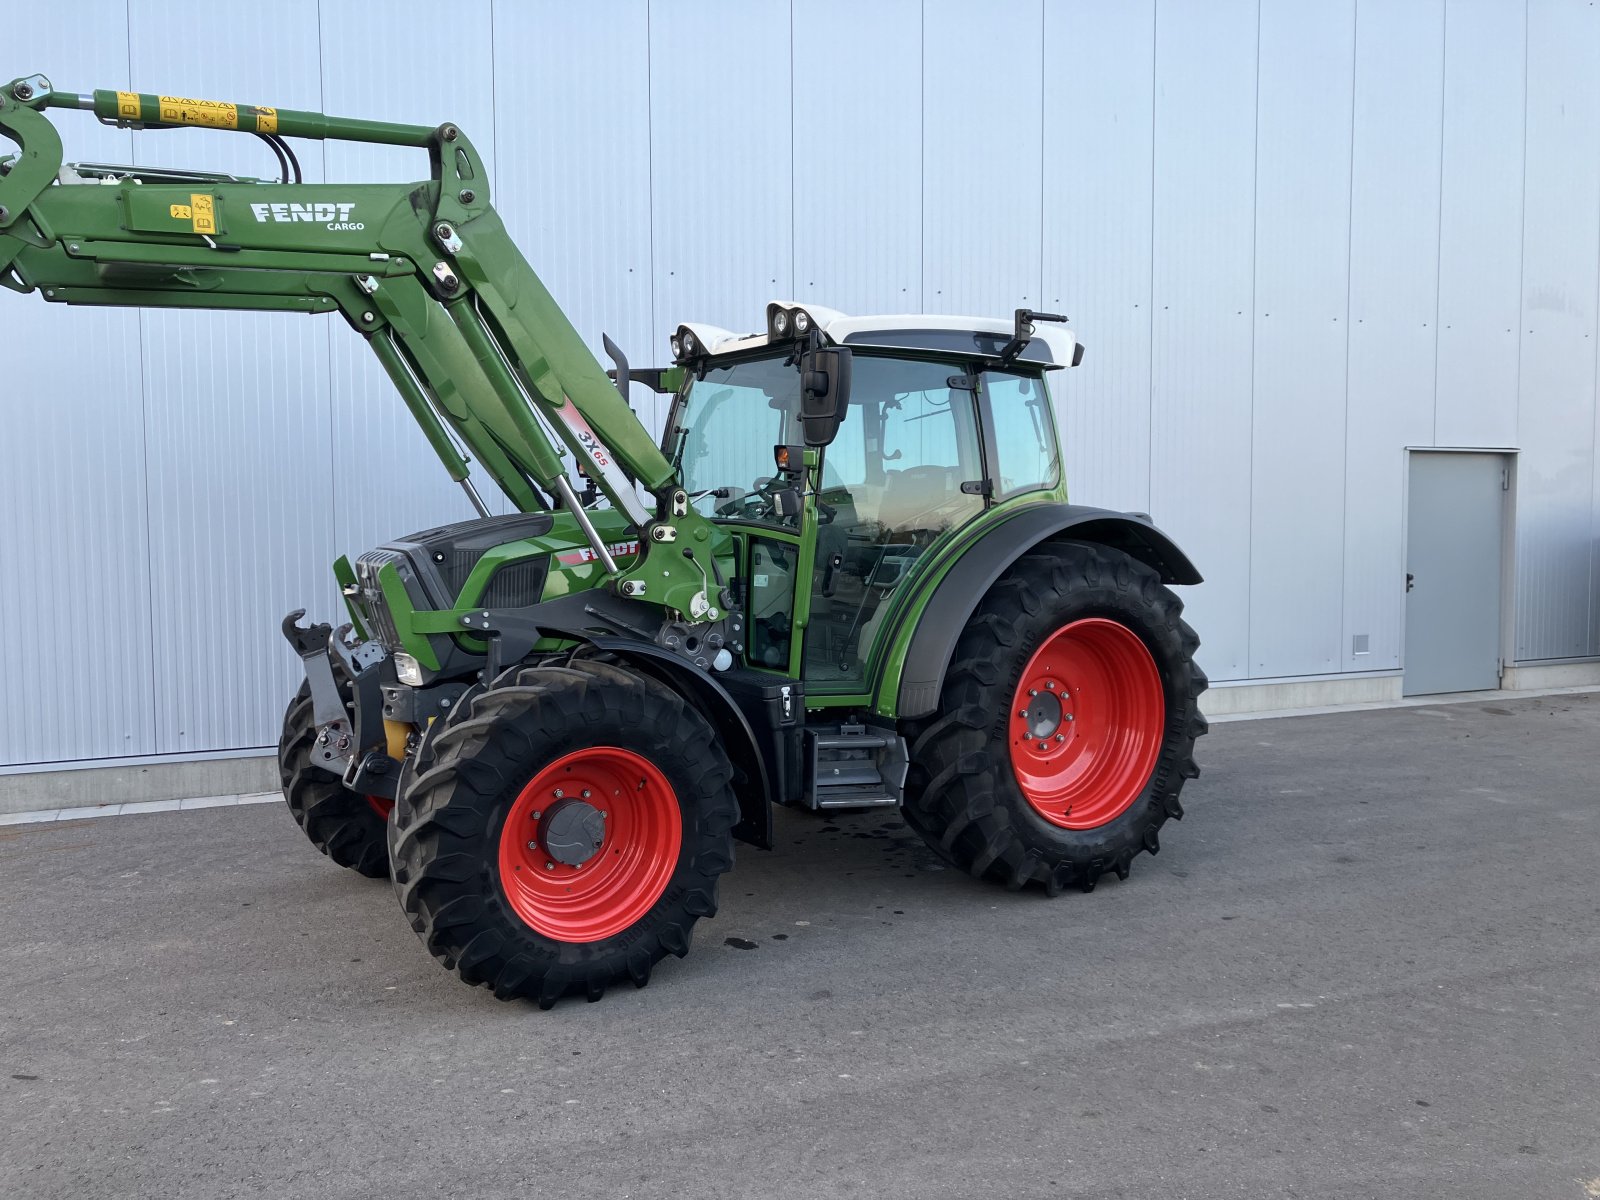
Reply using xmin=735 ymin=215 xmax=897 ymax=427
xmin=3 ymin=0 xmax=1598 ymax=770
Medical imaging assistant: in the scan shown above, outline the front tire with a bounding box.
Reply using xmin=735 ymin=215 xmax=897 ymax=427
xmin=278 ymin=679 xmax=392 ymax=879
xmin=901 ymin=541 xmax=1207 ymax=894
xmin=389 ymin=658 xmax=738 ymax=1008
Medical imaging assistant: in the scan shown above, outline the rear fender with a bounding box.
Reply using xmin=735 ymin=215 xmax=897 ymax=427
xmin=886 ymin=503 xmax=1202 ymax=719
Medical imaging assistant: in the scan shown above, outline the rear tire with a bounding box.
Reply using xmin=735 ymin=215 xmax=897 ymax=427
xmin=901 ymin=541 xmax=1207 ymax=894
xmin=278 ymin=679 xmax=392 ymax=879
xmin=389 ymin=658 xmax=739 ymax=1008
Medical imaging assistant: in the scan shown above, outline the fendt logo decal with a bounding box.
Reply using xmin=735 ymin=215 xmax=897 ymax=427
xmin=556 ymin=540 xmax=641 ymax=567
xmin=249 ymin=202 xmax=365 ymax=232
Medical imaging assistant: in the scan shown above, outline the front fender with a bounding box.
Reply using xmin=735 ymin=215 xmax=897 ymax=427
xmin=881 ymin=503 xmax=1202 ymax=720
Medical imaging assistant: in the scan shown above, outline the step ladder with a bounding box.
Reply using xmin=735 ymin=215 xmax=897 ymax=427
xmin=803 ymin=721 xmax=909 ymax=810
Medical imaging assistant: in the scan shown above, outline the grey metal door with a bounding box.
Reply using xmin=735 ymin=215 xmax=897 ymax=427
xmin=1403 ymin=452 xmax=1506 ymax=696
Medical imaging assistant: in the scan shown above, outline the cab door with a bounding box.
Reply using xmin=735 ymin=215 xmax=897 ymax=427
xmin=802 ymin=355 xmax=986 ymax=691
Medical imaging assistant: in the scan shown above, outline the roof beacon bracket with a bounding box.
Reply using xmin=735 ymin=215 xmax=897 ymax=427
xmin=997 ymin=308 xmax=1069 ymax=368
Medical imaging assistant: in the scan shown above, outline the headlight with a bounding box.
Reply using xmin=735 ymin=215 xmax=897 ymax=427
xmin=793 ymin=309 xmax=810 ymax=334
xmin=772 ymin=309 xmax=789 ymax=336
xmin=683 ymin=331 xmax=697 ymax=354
xmin=393 ymin=651 xmax=424 ymax=687
xmin=670 ymin=334 xmax=682 ymax=358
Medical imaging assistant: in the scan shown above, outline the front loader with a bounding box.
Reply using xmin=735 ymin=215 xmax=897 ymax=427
xmin=1 ymin=74 xmax=1207 ymax=1007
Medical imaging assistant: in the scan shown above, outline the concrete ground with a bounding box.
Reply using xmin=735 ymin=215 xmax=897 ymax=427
xmin=1 ymin=693 xmax=1597 ymax=1200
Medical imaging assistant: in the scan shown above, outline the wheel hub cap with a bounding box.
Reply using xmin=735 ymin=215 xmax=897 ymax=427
xmin=1019 ymin=688 xmax=1066 ymax=740
xmin=540 ymin=798 xmax=606 ymax=867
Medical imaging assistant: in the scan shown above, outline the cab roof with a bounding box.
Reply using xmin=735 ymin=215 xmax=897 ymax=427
xmin=674 ymin=303 xmax=1079 ymax=370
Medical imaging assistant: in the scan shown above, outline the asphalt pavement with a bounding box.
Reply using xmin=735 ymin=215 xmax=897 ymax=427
xmin=2 ymin=692 xmax=1597 ymax=1199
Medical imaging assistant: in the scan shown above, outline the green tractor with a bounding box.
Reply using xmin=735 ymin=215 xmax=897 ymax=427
xmin=1 ymin=75 xmax=1207 ymax=1007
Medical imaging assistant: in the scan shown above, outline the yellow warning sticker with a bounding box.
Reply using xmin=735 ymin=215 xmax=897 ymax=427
xmin=189 ymin=193 xmax=216 ymax=235
xmin=253 ymin=106 xmax=278 ymax=135
xmin=169 ymin=203 xmax=192 ymax=220
xmin=158 ymin=95 xmax=238 ymax=130
xmin=116 ymin=91 xmax=142 ymax=121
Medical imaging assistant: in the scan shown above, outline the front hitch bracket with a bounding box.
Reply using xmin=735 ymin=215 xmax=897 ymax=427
xmin=281 ymin=609 xmax=390 ymax=789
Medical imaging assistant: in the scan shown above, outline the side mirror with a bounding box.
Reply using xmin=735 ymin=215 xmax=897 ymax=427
xmin=798 ymin=346 xmax=852 ymax=447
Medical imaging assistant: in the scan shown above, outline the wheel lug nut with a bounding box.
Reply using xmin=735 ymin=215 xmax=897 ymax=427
xmin=1055 ymin=734 xmax=1065 ymax=742
xmin=1038 ymin=741 xmax=1049 ymax=751
xmin=554 ymin=788 xmax=564 ymax=799
xmin=527 ymin=840 xmax=538 ymax=849
xmin=1045 ymin=680 xmax=1055 ymax=689
xmin=581 ymin=789 xmax=591 ymax=799
xmin=531 ymin=810 xmax=541 ymax=819
xmin=1028 ymin=689 xmax=1038 ymax=697
xmin=544 ymin=861 xmax=555 ymax=871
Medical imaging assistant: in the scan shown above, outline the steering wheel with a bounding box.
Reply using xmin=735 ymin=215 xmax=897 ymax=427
xmin=713 ymin=476 xmax=788 ymax=519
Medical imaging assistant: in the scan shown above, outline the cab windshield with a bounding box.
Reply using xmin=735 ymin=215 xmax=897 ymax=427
xmin=669 ymin=353 xmax=803 ymax=525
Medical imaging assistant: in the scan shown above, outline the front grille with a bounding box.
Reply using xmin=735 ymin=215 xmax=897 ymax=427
xmin=355 ymin=549 xmax=407 ymax=651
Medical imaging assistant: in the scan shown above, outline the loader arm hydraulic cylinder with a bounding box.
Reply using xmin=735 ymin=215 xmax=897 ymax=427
xmin=0 ymin=75 xmax=728 ymax=622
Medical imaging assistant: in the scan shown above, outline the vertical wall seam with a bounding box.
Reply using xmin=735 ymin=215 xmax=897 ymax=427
xmin=315 ymin=0 xmax=338 ymax=559
xmin=1512 ymin=0 xmax=1530 ymax=443
xmin=789 ymin=0 xmax=798 ymax=298
xmin=1338 ymin=0 xmax=1359 ymax=668
xmin=1038 ymin=0 xmax=1046 ymax=312
xmin=1512 ymin=0 xmax=1530 ymax=654
xmin=1147 ymin=0 xmax=1158 ymax=514
xmin=1245 ymin=0 xmax=1262 ymax=675
xmin=644 ymin=0 xmax=659 ymax=429
xmin=1429 ymin=0 xmax=1447 ymax=446
xmin=1587 ymin=1 xmax=1600 ymax=657
xmin=919 ymin=0 xmax=927 ymax=312
xmin=489 ymin=0 xmax=500 ymax=198
xmin=127 ymin=0 xmax=160 ymax=755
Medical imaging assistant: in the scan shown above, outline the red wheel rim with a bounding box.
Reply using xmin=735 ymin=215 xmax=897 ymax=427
xmin=497 ymin=747 xmax=682 ymax=943
xmin=1009 ymin=617 xmax=1165 ymax=830
xmin=366 ymin=795 xmax=394 ymax=821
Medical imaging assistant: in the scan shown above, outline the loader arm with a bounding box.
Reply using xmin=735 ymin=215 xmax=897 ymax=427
xmin=0 ymin=74 xmax=726 ymax=621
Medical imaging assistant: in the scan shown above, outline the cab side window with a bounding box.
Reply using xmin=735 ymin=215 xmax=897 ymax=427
xmin=982 ymin=371 xmax=1059 ymax=497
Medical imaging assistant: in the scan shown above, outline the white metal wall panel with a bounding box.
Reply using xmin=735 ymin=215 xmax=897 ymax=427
xmin=1342 ymin=0 xmax=1446 ymax=674
xmin=321 ymin=1 xmax=496 ymax=544
xmin=922 ymin=0 xmax=1043 ymax=316
xmin=128 ymin=3 xmax=335 ymax=754
xmin=1512 ymin=0 xmax=1600 ymax=661
xmin=1149 ymin=0 xmax=1258 ymax=683
xmin=0 ymin=6 xmax=152 ymax=767
xmin=12 ymin=0 xmax=1600 ymax=771
xmin=649 ymin=2 xmax=792 ymax=351
xmin=792 ymin=0 xmax=923 ymax=316
xmin=1042 ymin=0 xmax=1154 ymax=516
xmin=1433 ymin=0 xmax=1526 ymax=449
xmin=1247 ymin=0 xmax=1356 ymax=677
xmin=495 ymin=2 xmax=663 ymax=436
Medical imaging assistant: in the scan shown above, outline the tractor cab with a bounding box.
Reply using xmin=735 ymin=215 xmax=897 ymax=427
xmin=663 ymin=305 xmax=1074 ymax=693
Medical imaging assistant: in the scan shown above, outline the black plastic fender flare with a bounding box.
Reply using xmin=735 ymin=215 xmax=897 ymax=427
xmin=891 ymin=503 xmax=1203 ymax=720
xmin=570 ymin=636 xmax=775 ymax=851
